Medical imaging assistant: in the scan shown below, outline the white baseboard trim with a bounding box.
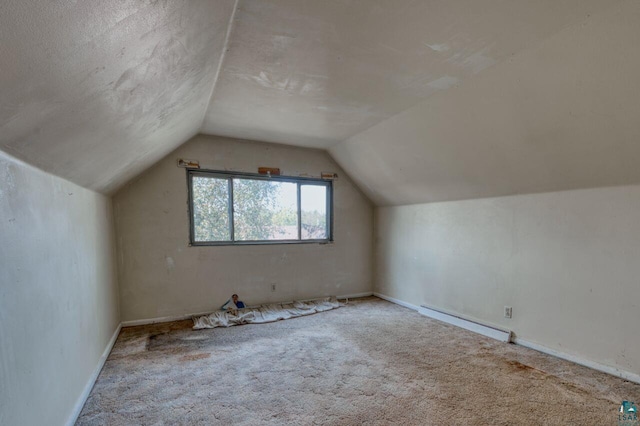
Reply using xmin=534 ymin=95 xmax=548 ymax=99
xmin=513 ymin=337 xmax=640 ymax=385
xmin=374 ymin=292 xmax=511 ymax=342
xmin=337 ymin=291 xmax=373 ymax=299
xmin=66 ymin=323 xmax=122 ymax=426
xmin=373 ymin=292 xmax=420 ymax=311
xmin=417 ymin=305 xmax=512 ymax=343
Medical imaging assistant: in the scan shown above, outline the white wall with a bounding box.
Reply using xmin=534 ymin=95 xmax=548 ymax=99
xmin=114 ymin=135 xmax=373 ymax=322
xmin=376 ymin=184 xmax=640 ymax=376
xmin=0 ymin=151 xmax=120 ymax=425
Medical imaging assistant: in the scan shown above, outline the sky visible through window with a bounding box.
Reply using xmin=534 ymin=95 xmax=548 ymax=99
xmin=275 ymin=183 xmax=327 ymax=214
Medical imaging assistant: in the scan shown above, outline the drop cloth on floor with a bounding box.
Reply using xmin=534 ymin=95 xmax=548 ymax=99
xmin=192 ymin=297 xmax=343 ymax=330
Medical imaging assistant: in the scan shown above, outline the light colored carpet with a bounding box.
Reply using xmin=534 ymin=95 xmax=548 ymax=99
xmin=77 ymin=297 xmax=639 ymax=425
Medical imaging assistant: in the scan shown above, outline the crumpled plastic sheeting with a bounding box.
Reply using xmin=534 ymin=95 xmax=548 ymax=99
xmin=192 ymin=297 xmax=343 ymax=330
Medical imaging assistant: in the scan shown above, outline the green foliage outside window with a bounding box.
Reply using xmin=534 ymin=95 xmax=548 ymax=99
xmin=190 ymin=172 xmax=330 ymax=244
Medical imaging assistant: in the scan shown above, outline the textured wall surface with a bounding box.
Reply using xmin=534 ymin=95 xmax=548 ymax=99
xmin=114 ymin=135 xmax=373 ymax=322
xmin=375 ymin=184 xmax=640 ymax=376
xmin=0 ymin=151 xmax=120 ymax=426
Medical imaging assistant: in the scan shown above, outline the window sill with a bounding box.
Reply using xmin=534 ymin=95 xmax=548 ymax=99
xmin=189 ymin=239 xmax=333 ymax=247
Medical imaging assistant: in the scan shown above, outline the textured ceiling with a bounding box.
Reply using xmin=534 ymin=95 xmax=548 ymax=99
xmin=1 ymin=0 xmax=635 ymax=202
xmin=331 ymin=0 xmax=640 ymax=205
xmin=0 ymin=0 xmax=236 ymax=193
xmin=202 ymin=0 xmax=616 ymax=148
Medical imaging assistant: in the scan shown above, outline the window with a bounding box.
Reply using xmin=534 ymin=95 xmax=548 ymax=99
xmin=188 ymin=170 xmax=333 ymax=245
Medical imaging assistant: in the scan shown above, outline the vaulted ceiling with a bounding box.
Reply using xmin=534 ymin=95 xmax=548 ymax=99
xmin=203 ymin=0 xmax=618 ymax=148
xmin=1 ymin=0 xmax=638 ymax=204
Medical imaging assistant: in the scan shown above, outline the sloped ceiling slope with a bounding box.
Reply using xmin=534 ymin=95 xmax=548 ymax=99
xmin=0 ymin=0 xmax=236 ymax=193
xmin=202 ymin=0 xmax=617 ymax=148
xmin=1 ymin=0 xmax=633 ymax=201
xmin=330 ymin=0 xmax=640 ymax=205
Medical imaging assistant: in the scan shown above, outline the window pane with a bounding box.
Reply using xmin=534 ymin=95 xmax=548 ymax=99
xmin=233 ymin=179 xmax=298 ymax=241
xmin=301 ymin=185 xmax=328 ymax=240
xmin=192 ymin=176 xmax=230 ymax=242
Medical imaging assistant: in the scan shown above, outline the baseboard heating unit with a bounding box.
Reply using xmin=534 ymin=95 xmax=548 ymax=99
xmin=418 ymin=305 xmax=512 ymax=343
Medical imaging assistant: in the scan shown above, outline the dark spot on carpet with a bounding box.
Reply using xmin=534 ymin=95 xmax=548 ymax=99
xmin=507 ymin=360 xmax=535 ymax=371
xmin=180 ymin=353 xmax=211 ymax=362
xmin=77 ymin=298 xmax=640 ymax=426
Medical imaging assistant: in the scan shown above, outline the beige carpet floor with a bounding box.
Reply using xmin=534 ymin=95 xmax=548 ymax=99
xmin=77 ymin=297 xmax=639 ymax=425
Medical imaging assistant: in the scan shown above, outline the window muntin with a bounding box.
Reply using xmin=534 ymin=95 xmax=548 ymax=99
xmin=188 ymin=170 xmax=332 ymax=245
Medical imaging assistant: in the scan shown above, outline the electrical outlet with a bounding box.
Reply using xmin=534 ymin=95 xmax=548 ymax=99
xmin=504 ymin=306 xmax=512 ymax=319
xmin=271 ymin=283 xmax=276 ymax=292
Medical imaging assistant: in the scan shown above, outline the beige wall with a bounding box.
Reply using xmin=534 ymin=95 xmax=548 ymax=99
xmin=375 ymin=184 xmax=640 ymax=377
xmin=114 ymin=135 xmax=373 ymax=322
xmin=0 ymin=151 xmax=120 ymax=426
